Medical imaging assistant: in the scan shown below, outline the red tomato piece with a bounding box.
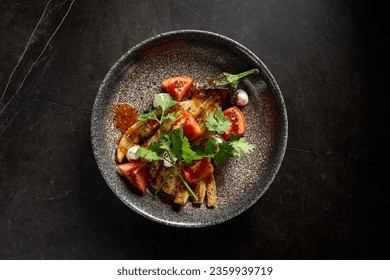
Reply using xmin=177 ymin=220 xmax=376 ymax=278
xmin=172 ymin=111 xmax=203 ymax=142
xmin=181 ymin=158 xmax=214 ymax=184
xmin=223 ymin=106 xmax=247 ymax=140
xmin=117 ymin=162 xmax=149 ymax=193
xmin=162 ymin=76 xmax=193 ymax=101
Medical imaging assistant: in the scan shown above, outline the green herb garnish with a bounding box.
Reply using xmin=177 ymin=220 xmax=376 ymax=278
xmin=135 ymin=142 xmax=163 ymax=161
xmin=205 ymin=106 xmax=231 ymax=134
xmin=138 ymin=93 xmax=177 ymax=124
xmin=229 ymin=134 xmax=255 ymax=156
xmin=200 ymin=135 xmax=255 ymax=165
xmin=136 ymin=127 xmax=201 ymax=200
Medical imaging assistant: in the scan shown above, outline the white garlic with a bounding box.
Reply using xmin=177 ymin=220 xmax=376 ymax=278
xmin=232 ymin=89 xmax=249 ymax=106
xmin=162 ymin=151 xmax=177 ymax=168
xmin=212 ymin=135 xmax=224 ymax=144
xmin=126 ymin=145 xmax=140 ymax=161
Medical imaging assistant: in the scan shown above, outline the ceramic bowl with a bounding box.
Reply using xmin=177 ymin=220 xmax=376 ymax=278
xmin=91 ymin=30 xmax=288 ymax=227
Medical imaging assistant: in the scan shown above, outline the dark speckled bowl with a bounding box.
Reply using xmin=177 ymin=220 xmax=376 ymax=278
xmin=91 ymin=30 xmax=288 ymax=227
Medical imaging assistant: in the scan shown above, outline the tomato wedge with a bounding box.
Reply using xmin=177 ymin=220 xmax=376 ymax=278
xmin=223 ymin=106 xmax=246 ymax=141
xmin=172 ymin=111 xmax=203 ymax=142
xmin=223 ymin=106 xmax=247 ymax=140
xmin=162 ymin=76 xmax=193 ymax=101
xmin=181 ymin=158 xmax=214 ymax=184
xmin=117 ymin=162 xmax=148 ymax=193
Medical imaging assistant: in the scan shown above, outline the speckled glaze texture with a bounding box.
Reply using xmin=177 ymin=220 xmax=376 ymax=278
xmin=91 ymin=30 xmax=288 ymax=227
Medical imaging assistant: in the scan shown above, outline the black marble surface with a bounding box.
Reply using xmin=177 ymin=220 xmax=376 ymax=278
xmin=0 ymin=0 xmax=387 ymax=259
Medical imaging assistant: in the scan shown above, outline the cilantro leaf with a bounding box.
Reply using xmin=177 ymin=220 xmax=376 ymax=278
xmin=136 ymin=144 xmax=163 ymax=161
xmin=159 ymin=133 xmax=172 ymax=154
xmin=181 ymin=134 xmax=202 ymax=165
xmin=213 ymin=136 xmax=254 ymax=165
xmin=229 ymin=135 xmax=255 ymax=156
xmin=171 ymin=127 xmax=201 ymax=165
xmin=138 ymin=93 xmax=178 ymax=124
xmin=138 ymin=110 xmax=158 ymax=122
xmin=206 ymin=106 xmax=231 ymax=134
xmin=153 ymin=93 xmax=177 ymax=111
xmin=149 ymin=141 xmax=162 ymax=154
xmin=170 ymin=128 xmax=183 ymax=160
xmin=194 ymin=137 xmax=218 ymax=158
xmin=158 ymin=127 xmax=201 ymax=166
xmin=213 ymin=141 xmax=232 ymax=165
xmin=164 ymin=112 xmax=176 ymax=122
xmin=204 ymin=137 xmax=219 ymax=155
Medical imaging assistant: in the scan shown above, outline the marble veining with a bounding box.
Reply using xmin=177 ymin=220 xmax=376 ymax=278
xmin=0 ymin=0 xmax=75 ymax=136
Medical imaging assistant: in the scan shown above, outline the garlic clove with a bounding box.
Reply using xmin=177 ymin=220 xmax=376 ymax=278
xmin=126 ymin=145 xmax=140 ymax=161
xmin=231 ymin=89 xmax=249 ymax=106
xmin=162 ymin=151 xmax=177 ymax=168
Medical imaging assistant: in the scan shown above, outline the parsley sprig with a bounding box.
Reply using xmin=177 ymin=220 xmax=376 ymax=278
xmin=205 ymin=106 xmax=231 ymax=134
xmin=196 ymin=135 xmax=254 ymax=165
xmin=138 ymin=93 xmax=177 ymax=124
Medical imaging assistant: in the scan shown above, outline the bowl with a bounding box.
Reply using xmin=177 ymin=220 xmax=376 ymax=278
xmin=91 ymin=30 xmax=288 ymax=227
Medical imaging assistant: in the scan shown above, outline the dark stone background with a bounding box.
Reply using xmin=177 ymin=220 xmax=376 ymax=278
xmin=0 ymin=0 xmax=387 ymax=259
